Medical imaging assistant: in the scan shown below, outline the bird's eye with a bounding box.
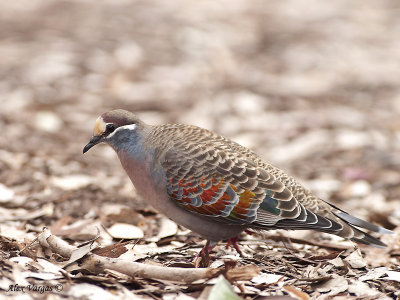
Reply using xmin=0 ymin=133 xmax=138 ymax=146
xmin=105 ymin=123 xmax=115 ymax=133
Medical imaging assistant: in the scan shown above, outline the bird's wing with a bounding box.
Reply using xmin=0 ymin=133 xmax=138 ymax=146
xmin=161 ymin=125 xmax=338 ymax=231
xmin=158 ymin=125 xmax=391 ymax=246
xmin=164 ymin=144 xmax=280 ymax=224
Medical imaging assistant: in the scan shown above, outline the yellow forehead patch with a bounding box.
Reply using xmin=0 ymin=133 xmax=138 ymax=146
xmin=93 ymin=117 xmax=106 ymax=136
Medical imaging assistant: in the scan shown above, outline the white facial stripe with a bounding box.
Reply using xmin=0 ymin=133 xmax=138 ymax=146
xmin=106 ymin=123 xmax=137 ymax=139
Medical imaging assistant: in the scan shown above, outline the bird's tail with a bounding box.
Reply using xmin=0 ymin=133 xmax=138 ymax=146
xmin=333 ymin=210 xmax=392 ymax=247
xmin=252 ymin=200 xmax=393 ymax=247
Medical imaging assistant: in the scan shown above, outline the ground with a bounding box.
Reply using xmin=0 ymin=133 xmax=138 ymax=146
xmin=0 ymin=0 xmax=400 ymax=299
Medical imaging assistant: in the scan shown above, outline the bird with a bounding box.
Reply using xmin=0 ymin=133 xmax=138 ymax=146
xmin=83 ymin=109 xmax=392 ymax=258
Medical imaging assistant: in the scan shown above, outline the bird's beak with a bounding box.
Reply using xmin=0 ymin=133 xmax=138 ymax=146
xmin=83 ymin=135 xmax=103 ymax=153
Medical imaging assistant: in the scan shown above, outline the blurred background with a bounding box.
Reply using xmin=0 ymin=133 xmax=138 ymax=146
xmin=1 ymin=0 xmax=399 ymax=244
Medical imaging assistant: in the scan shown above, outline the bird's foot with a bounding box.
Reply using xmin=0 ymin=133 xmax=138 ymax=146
xmin=193 ymin=240 xmax=216 ymax=268
xmin=225 ymin=236 xmax=244 ymax=256
xmin=193 ymin=237 xmax=243 ymax=267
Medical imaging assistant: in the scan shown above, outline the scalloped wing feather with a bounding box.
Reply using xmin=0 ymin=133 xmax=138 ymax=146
xmin=161 ymin=124 xmax=304 ymax=224
xmin=156 ymin=124 xmax=390 ymax=246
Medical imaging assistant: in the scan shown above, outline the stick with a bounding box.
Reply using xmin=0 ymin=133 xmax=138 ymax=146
xmin=37 ymin=228 xmax=217 ymax=283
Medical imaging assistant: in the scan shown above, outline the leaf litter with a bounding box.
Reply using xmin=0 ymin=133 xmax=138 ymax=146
xmin=1 ymin=0 xmax=400 ymax=299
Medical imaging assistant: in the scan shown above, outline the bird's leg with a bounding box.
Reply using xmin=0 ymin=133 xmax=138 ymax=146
xmin=225 ymin=236 xmax=243 ymax=256
xmin=225 ymin=230 xmax=257 ymax=255
xmin=193 ymin=240 xmax=216 ymax=268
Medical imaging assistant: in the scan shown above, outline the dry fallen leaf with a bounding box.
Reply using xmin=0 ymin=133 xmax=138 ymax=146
xmin=51 ymin=175 xmax=93 ymax=190
xmin=68 ymin=283 xmax=118 ymax=299
xmin=154 ymin=217 xmax=178 ymax=241
xmin=282 ymin=285 xmax=310 ymax=300
xmin=62 ymin=243 xmax=95 ymax=268
xmin=314 ymin=275 xmax=348 ymax=296
xmin=92 ymin=243 xmax=129 ymax=258
xmin=101 ymin=203 xmax=145 ymax=225
xmin=344 ymin=249 xmax=367 ymax=269
xmin=1 ymin=1 xmax=400 ymax=299
xmin=252 ymin=272 xmax=286 ymax=285
xmin=0 ymin=183 xmax=14 ymax=202
xmin=107 ymin=223 xmax=144 ymax=239
xmin=347 ymin=280 xmax=391 ymax=300
xmin=384 ymin=270 xmax=400 ymax=282
xmin=226 ymin=264 xmax=260 ymax=282
xmin=359 ymin=267 xmax=388 ymax=281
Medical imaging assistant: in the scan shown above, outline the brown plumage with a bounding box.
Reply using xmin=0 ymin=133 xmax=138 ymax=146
xmin=83 ymin=109 xmax=392 ymax=252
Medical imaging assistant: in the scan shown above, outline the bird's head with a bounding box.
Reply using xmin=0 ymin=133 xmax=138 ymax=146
xmin=83 ymin=109 xmax=146 ymax=153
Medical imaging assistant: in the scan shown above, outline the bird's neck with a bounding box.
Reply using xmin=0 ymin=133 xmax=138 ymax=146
xmin=116 ymin=143 xmax=165 ymax=191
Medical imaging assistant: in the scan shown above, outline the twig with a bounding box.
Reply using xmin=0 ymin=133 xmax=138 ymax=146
xmin=77 ymin=227 xmax=101 ymax=247
xmin=281 ymin=237 xmax=320 ymax=265
xmin=18 ymin=236 xmax=39 ymax=256
xmin=37 ymin=228 xmax=217 ymax=283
